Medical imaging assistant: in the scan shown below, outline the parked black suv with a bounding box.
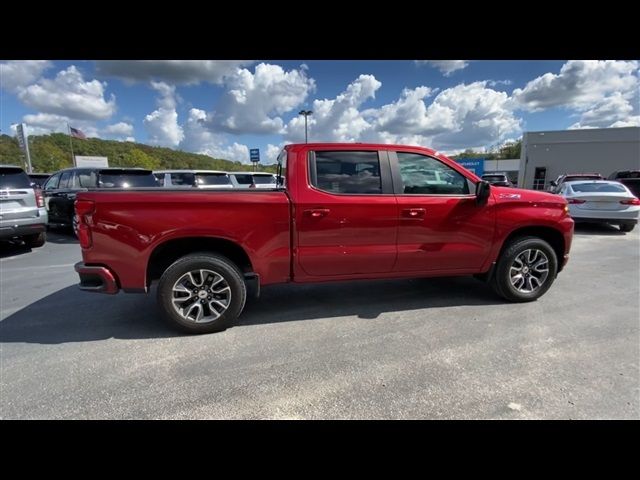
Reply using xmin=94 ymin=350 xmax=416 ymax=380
xmin=43 ymin=167 xmax=158 ymax=229
xmin=608 ymin=170 xmax=640 ymax=198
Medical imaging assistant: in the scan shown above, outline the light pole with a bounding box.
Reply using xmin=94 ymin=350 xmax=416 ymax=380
xmin=298 ymin=110 xmax=312 ymax=143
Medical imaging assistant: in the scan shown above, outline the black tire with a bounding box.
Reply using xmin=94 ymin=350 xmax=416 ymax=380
xmin=490 ymin=236 xmax=558 ymax=302
xmin=620 ymin=223 xmax=635 ymax=232
xmin=23 ymin=232 xmax=46 ymax=248
xmin=157 ymin=253 xmax=247 ymax=334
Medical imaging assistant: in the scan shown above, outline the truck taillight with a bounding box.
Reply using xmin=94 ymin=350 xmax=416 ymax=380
xmin=77 ymin=224 xmax=92 ymax=248
xmin=34 ymin=188 xmax=44 ymax=208
xmin=568 ymin=199 xmax=586 ymax=204
xmin=75 ymin=200 xmax=95 ymax=248
xmin=75 ymin=199 xmax=95 ymax=217
xmin=620 ymin=198 xmax=640 ymax=205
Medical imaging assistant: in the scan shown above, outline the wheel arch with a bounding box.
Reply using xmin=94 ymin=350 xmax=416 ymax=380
xmin=498 ymin=226 xmax=566 ymax=272
xmin=146 ymin=236 xmax=254 ymax=288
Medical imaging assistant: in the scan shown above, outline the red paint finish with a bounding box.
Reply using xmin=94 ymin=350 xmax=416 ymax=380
xmin=76 ymin=142 xmax=574 ymax=295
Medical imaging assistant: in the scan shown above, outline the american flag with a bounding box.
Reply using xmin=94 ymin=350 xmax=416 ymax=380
xmin=69 ymin=126 xmax=87 ymax=139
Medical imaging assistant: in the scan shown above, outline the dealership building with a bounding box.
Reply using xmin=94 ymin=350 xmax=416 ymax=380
xmin=518 ymin=126 xmax=640 ymax=190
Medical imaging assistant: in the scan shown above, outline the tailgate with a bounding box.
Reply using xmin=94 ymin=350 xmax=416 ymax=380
xmin=0 ymin=189 xmax=39 ymax=220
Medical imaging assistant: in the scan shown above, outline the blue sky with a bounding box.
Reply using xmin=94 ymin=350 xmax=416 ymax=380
xmin=1 ymin=60 xmax=638 ymax=163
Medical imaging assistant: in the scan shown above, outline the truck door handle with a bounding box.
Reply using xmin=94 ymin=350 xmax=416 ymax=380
xmin=402 ymin=208 xmax=426 ymax=218
xmin=304 ymin=208 xmax=330 ymax=218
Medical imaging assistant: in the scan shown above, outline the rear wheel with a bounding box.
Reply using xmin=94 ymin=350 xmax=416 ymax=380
xmin=23 ymin=232 xmax=46 ymax=248
xmin=620 ymin=223 xmax=635 ymax=232
xmin=490 ymin=236 xmax=558 ymax=302
xmin=157 ymin=253 xmax=247 ymax=334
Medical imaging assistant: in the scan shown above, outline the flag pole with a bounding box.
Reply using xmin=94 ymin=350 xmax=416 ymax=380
xmin=67 ymin=123 xmax=76 ymax=167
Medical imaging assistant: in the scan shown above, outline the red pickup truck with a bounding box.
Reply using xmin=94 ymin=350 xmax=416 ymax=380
xmin=75 ymin=143 xmax=574 ymax=333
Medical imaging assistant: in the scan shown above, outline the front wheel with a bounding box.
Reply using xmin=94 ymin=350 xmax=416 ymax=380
xmin=157 ymin=253 xmax=247 ymax=334
xmin=490 ymin=236 xmax=558 ymax=302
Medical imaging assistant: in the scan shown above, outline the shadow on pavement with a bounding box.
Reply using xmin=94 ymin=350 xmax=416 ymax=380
xmin=0 ymin=240 xmax=33 ymax=259
xmin=46 ymin=230 xmax=79 ymax=244
xmin=573 ymin=223 xmax=627 ymax=236
xmin=0 ymin=276 xmax=503 ymax=344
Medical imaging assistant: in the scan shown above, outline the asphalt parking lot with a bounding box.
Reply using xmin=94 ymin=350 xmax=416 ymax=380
xmin=1 ymin=225 xmax=638 ymax=419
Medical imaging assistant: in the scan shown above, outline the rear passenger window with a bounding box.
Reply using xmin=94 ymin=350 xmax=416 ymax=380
xmin=58 ymin=171 xmax=72 ymax=189
xmin=396 ymin=152 xmax=469 ymax=195
xmin=44 ymin=173 xmax=60 ymax=190
xmin=311 ymin=151 xmax=382 ymax=194
xmin=77 ymin=170 xmax=97 ymax=188
xmin=170 ymin=173 xmax=194 ymax=186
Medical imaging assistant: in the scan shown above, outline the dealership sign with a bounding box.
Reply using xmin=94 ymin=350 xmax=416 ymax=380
xmin=75 ymin=156 xmax=109 ymax=168
xmin=456 ymin=158 xmax=484 ymax=177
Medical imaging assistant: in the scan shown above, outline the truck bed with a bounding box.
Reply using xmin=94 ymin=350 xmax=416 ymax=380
xmin=77 ymin=189 xmax=291 ymax=291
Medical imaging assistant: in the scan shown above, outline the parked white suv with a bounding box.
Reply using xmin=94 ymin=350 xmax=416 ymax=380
xmin=0 ymin=166 xmax=48 ymax=247
xmin=154 ymin=170 xmax=234 ymax=189
xmin=228 ymin=172 xmax=277 ymax=188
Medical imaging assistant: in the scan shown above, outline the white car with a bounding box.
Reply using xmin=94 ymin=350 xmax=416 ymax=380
xmin=154 ymin=170 xmax=234 ymax=189
xmin=228 ymin=172 xmax=277 ymax=189
xmin=560 ymin=180 xmax=640 ymax=232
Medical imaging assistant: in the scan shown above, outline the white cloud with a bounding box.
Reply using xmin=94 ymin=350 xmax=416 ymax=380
xmin=0 ymin=60 xmax=52 ymax=92
xmin=20 ymin=113 xmax=70 ymax=135
xmin=569 ymin=93 xmax=640 ymax=129
xmin=209 ymin=63 xmax=315 ymax=134
xmin=180 ymin=108 xmax=249 ymax=163
xmin=103 ymin=122 xmax=135 ymax=141
xmin=284 ymin=76 xmax=520 ymax=152
xmin=265 ymin=143 xmax=284 ymax=163
xmin=143 ymin=82 xmax=183 ymax=147
xmin=416 ymin=60 xmax=469 ymax=76
xmin=104 ymin=122 xmax=134 ymax=136
xmin=95 ymin=60 xmax=253 ymax=85
xmin=285 ymin=74 xmax=381 ymax=143
xmin=17 ymin=65 xmax=116 ymax=120
xmin=512 ymin=60 xmax=639 ymax=111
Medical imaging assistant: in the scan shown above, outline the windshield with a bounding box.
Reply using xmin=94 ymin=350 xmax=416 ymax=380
xmin=252 ymin=175 xmax=275 ymax=184
xmin=195 ymin=173 xmax=231 ymax=186
xmin=0 ymin=168 xmax=31 ymax=188
xmin=98 ymin=171 xmax=158 ymax=188
xmin=570 ymin=182 xmax=627 ymax=193
xmin=566 ymin=175 xmax=602 ymax=182
xmin=483 ymin=175 xmax=506 ymax=181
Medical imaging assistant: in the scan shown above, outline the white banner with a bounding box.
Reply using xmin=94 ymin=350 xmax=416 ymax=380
xmin=75 ymin=156 xmax=109 ymax=168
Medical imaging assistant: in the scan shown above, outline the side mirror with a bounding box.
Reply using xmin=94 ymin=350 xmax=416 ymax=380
xmin=476 ymin=180 xmax=491 ymax=206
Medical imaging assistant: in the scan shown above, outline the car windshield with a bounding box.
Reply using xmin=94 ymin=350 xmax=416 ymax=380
xmin=252 ymin=175 xmax=275 ymax=184
xmin=570 ymin=182 xmax=627 ymax=193
xmin=0 ymin=168 xmax=32 ymax=188
xmin=565 ymin=176 xmax=602 ymax=182
xmin=195 ymin=173 xmax=231 ymax=186
xmin=98 ymin=171 xmax=158 ymax=188
xmin=233 ymin=174 xmax=253 ymax=184
xmin=483 ymin=175 xmax=506 ymax=181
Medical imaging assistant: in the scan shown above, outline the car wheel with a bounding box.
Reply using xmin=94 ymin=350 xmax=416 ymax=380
xmin=157 ymin=253 xmax=247 ymax=334
xmin=490 ymin=236 xmax=558 ymax=302
xmin=23 ymin=232 xmax=46 ymax=248
xmin=620 ymin=223 xmax=635 ymax=232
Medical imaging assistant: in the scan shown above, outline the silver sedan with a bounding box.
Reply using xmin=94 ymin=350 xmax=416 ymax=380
xmin=559 ymin=180 xmax=640 ymax=232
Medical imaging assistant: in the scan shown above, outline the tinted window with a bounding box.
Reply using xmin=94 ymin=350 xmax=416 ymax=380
xmin=170 ymin=173 xmax=195 ymax=186
xmin=565 ymin=175 xmax=602 ymax=182
xmin=195 ymin=173 xmax=231 ymax=186
xmin=44 ymin=173 xmax=60 ymax=190
xmin=312 ymin=151 xmax=382 ymax=194
xmin=77 ymin=170 xmax=97 ymax=188
xmin=98 ymin=172 xmax=158 ymax=188
xmin=154 ymin=173 xmax=165 ymax=186
xmin=483 ymin=175 xmax=506 ymax=182
xmin=233 ymin=174 xmax=254 ymax=184
xmin=397 ymin=152 xmax=469 ymax=195
xmin=58 ymin=171 xmax=72 ymax=188
xmin=252 ymin=175 xmax=275 ymax=185
xmin=570 ymin=182 xmax=627 ymax=193
xmin=0 ymin=168 xmax=31 ymax=188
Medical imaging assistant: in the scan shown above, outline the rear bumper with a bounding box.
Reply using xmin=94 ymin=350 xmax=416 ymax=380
xmin=75 ymin=262 xmax=120 ymax=294
xmin=573 ymin=217 xmax=637 ymax=225
xmin=0 ymin=222 xmax=46 ymax=240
